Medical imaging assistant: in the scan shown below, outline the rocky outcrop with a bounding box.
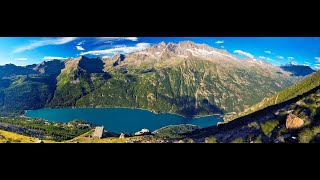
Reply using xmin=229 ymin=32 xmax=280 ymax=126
xmin=112 ymin=54 xmax=125 ymax=66
xmin=286 ymin=113 xmax=304 ymax=129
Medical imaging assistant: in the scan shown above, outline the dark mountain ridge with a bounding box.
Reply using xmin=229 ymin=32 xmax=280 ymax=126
xmin=280 ymin=63 xmax=316 ymax=76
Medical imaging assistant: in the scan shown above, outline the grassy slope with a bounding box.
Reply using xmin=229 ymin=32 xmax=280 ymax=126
xmin=0 ymin=130 xmax=55 ymax=143
xmin=152 ymin=124 xmax=201 ymax=138
xmin=227 ymin=70 xmax=320 ymax=121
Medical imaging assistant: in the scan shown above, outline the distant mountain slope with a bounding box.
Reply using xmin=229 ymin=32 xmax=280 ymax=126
xmin=48 ymin=56 xmax=111 ymax=107
xmin=226 ymin=70 xmax=319 ymax=122
xmin=0 ymin=60 xmax=65 ymax=116
xmin=280 ymin=64 xmax=316 ymax=76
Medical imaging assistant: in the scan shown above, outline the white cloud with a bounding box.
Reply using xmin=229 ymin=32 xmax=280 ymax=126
xmin=13 ymin=37 xmax=77 ymax=53
xmin=263 ymin=57 xmax=277 ymax=62
xmin=315 ymin=57 xmax=320 ymax=62
xmin=314 ymin=64 xmax=320 ymax=69
xmin=14 ymin=58 xmax=28 ymax=61
xmin=96 ymin=37 xmax=138 ymax=42
xmin=288 ymin=57 xmax=294 ymax=60
xmin=104 ymin=41 xmax=114 ymax=44
xmin=276 ymin=56 xmax=284 ymax=59
xmin=80 ymin=42 xmax=151 ymax=56
xmin=259 ymin=56 xmax=266 ymax=59
xmin=290 ymin=61 xmax=298 ymax=65
xmin=125 ymin=37 xmax=138 ymax=41
xmin=304 ymin=61 xmax=310 ymax=64
xmin=76 ymin=46 xmax=85 ymax=51
xmin=264 ymin=50 xmax=272 ymax=54
xmin=43 ymin=56 xmax=68 ymax=60
xmin=234 ymin=50 xmax=254 ymax=59
xmin=77 ymin=41 xmax=85 ymax=45
xmin=215 ymin=40 xmax=224 ymax=44
xmin=221 ymin=46 xmax=225 ymax=48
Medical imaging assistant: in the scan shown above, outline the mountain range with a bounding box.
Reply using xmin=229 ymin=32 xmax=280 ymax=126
xmin=0 ymin=41 xmax=315 ymax=118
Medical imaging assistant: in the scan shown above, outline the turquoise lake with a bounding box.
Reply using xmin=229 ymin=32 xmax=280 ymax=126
xmin=25 ymin=108 xmax=223 ymax=133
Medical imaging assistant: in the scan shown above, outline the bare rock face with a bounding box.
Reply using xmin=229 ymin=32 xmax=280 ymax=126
xmin=286 ymin=113 xmax=304 ymax=129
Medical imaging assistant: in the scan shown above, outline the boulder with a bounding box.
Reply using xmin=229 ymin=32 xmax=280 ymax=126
xmin=286 ymin=113 xmax=304 ymax=129
xmin=134 ymin=128 xmax=151 ymax=136
xmin=37 ymin=140 xmax=44 ymax=143
xmin=216 ymin=122 xmax=224 ymax=126
xmin=119 ymin=133 xmax=126 ymax=139
xmin=36 ymin=139 xmax=44 ymax=143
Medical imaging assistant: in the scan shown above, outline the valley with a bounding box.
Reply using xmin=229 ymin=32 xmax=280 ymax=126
xmin=0 ymin=41 xmax=308 ymax=118
xmin=0 ymin=39 xmax=318 ymax=143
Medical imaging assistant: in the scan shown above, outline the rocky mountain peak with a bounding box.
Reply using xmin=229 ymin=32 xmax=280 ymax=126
xmin=178 ymin=40 xmax=198 ymax=48
xmin=79 ymin=55 xmax=90 ymax=60
xmin=112 ymin=54 xmax=125 ymax=60
xmin=150 ymin=41 xmax=168 ymax=51
xmin=158 ymin=41 xmax=166 ymax=46
xmin=32 ymin=59 xmax=65 ymax=75
xmin=131 ymin=40 xmax=238 ymax=61
xmin=166 ymin=42 xmax=177 ymax=51
xmin=71 ymin=55 xmax=89 ymax=62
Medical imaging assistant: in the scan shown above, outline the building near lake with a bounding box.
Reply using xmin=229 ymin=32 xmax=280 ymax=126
xmin=93 ymin=126 xmax=104 ymax=139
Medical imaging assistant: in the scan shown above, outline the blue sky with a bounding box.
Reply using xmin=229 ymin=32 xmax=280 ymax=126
xmin=0 ymin=37 xmax=319 ymax=69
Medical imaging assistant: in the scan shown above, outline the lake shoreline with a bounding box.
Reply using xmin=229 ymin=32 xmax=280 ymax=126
xmin=24 ymin=107 xmax=223 ymax=133
xmin=25 ymin=106 xmax=224 ymax=120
